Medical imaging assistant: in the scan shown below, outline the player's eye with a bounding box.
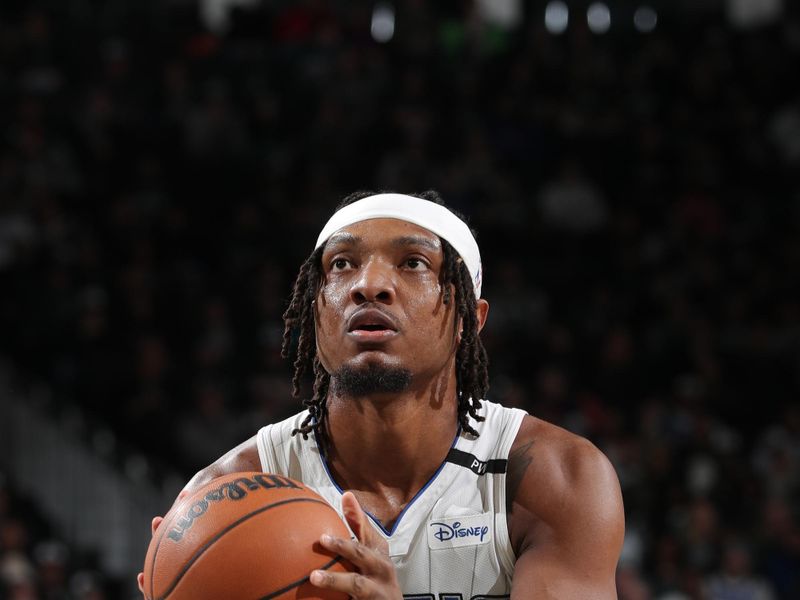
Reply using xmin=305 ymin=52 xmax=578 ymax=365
xmin=404 ymin=257 xmax=429 ymax=270
xmin=331 ymin=258 xmax=353 ymax=271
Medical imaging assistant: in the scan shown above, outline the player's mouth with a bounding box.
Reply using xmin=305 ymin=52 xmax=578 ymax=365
xmin=346 ymin=308 xmax=399 ymax=341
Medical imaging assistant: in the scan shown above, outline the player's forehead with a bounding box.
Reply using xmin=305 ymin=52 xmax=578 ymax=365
xmin=322 ymin=218 xmax=443 ymax=253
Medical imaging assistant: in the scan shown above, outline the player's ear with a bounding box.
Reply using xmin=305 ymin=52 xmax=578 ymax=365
xmin=476 ymin=298 xmax=489 ymax=333
xmin=456 ymin=299 xmax=489 ymax=343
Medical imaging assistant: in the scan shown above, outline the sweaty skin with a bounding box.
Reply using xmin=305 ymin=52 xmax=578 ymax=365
xmin=138 ymin=218 xmax=624 ymax=599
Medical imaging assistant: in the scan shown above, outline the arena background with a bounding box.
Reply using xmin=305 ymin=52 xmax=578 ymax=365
xmin=1 ymin=1 xmax=799 ymax=598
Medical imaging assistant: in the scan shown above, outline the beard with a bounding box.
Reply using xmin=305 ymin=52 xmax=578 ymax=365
xmin=331 ymin=362 xmax=413 ymax=397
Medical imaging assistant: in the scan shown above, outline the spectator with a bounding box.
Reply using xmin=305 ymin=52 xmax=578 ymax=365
xmin=705 ymin=540 xmax=776 ymax=600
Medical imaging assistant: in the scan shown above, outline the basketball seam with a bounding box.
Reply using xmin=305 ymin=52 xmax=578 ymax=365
xmin=155 ymin=497 xmax=332 ymax=600
xmin=258 ymin=555 xmax=344 ymax=600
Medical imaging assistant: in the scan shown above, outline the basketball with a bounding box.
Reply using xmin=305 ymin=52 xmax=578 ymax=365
xmin=142 ymin=472 xmax=353 ymax=600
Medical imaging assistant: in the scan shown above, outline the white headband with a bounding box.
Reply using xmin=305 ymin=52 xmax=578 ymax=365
xmin=315 ymin=193 xmax=483 ymax=297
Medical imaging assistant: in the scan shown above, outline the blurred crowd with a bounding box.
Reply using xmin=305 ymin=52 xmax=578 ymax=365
xmin=1 ymin=0 xmax=800 ymax=598
xmin=0 ymin=471 xmax=111 ymax=599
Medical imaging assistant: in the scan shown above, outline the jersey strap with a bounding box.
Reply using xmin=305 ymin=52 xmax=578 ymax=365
xmin=445 ymin=448 xmax=507 ymax=475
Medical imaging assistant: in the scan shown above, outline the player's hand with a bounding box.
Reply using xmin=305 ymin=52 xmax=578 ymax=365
xmin=137 ymin=516 xmax=164 ymax=596
xmin=311 ymin=491 xmax=402 ymax=599
xmin=137 ymin=490 xmax=190 ymax=597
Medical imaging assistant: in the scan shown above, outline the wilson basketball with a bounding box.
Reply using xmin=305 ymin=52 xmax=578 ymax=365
xmin=142 ymin=472 xmax=353 ymax=600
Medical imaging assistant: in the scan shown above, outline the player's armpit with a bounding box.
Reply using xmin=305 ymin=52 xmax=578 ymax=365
xmin=507 ymin=418 xmax=624 ymax=600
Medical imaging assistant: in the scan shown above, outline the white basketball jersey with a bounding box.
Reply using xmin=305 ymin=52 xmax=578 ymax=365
xmin=255 ymin=400 xmax=526 ymax=599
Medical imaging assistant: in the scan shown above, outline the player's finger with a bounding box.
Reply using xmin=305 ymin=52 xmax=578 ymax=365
xmin=341 ymin=491 xmax=389 ymax=556
xmin=150 ymin=488 xmax=189 ymax=535
xmin=319 ymin=534 xmax=391 ymax=576
xmin=150 ymin=516 xmax=163 ymax=535
xmin=310 ymin=568 xmax=374 ymax=598
xmin=341 ymin=491 xmax=368 ymax=540
xmin=141 ymin=490 xmax=190 ymax=597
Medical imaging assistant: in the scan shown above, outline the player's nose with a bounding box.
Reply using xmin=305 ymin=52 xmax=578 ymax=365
xmin=350 ymin=259 xmax=395 ymax=305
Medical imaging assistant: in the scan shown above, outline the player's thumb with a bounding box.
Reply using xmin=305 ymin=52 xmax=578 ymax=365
xmin=341 ymin=491 xmax=373 ymax=547
xmin=341 ymin=491 xmax=390 ymax=557
xmin=150 ymin=516 xmax=163 ymax=536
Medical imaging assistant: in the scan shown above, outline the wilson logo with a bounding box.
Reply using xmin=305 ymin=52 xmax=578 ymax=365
xmin=167 ymin=474 xmax=301 ymax=542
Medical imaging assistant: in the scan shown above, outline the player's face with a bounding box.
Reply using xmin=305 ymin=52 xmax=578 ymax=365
xmin=314 ymin=218 xmax=476 ymax=392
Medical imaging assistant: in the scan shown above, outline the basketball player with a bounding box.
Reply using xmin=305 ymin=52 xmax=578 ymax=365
xmin=139 ymin=191 xmax=624 ymax=598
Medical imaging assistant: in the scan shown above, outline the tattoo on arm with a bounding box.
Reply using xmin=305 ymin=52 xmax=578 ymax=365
xmin=506 ymin=441 xmax=534 ymax=514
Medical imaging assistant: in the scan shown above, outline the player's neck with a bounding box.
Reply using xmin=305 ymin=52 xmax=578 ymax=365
xmin=323 ymin=376 xmax=459 ymax=499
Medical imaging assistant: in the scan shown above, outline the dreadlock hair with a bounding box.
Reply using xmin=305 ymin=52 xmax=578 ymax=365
xmin=281 ymin=190 xmax=489 ymax=443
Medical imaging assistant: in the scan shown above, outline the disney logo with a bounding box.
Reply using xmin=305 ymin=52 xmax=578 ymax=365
xmin=430 ymin=521 xmax=489 ymax=543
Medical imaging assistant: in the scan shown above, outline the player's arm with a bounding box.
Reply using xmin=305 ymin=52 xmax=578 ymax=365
xmin=137 ymin=435 xmax=263 ymax=596
xmin=150 ymin=435 xmax=262 ymax=529
xmin=182 ymin=434 xmax=262 ymax=494
xmin=507 ymin=416 xmax=624 ymax=599
xmin=189 ymin=442 xmax=402 ymax=598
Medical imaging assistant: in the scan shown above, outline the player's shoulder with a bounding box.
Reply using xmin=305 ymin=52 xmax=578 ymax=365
xmin=260 ymin=409 xmax=312 ymax=439
xmin=183 ymin=435 xmax=263 ymax=494
xmin=513 ymin=414 xmax=611 ymax=472
xmin=508 ymin=414 xmax=622 ymax=536
xmin=470 ymin=399 xmax=526 ymax=443
xmin=184 ymin=410 xmax=310 ymax=494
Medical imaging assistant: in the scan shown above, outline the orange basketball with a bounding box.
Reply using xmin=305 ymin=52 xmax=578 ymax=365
xmin=142 ymin=472 xmax=353 ymax=600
